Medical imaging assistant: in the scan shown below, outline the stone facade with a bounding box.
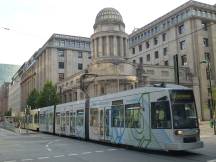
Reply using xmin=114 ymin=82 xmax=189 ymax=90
xmin=0 ymin=64 xmax=20 ymax=86
xmin=8 ymin=70 xmax=22 ymax=116
xmin=16 ymin=34 xmax=91 ymax=110
xmin=0 ymin=82 xmax=10 ymax=116
xmin=128 ymin=1 xmax=216 ymax=120
xmin=57 ymin=8 xmax=138 ymax=102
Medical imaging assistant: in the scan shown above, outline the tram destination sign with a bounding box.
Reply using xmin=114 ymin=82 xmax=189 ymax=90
xmin=170 ymin=90 xmax=194 ymax=103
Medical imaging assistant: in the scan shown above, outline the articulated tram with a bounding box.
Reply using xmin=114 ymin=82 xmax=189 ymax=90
xmin=38 ymin=84 xmax=203 ymax=151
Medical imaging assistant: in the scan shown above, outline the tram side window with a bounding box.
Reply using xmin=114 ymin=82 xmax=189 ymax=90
xmin=66 ymin=111 xmax=70 ymax=126
xmin=125 ymin=103 xmax=141 ymax=128
xmin=34 ymin=114 xmax=38 ymax=124
xmin=76 ymin=110 xmax=84 ymax=126
xmin=111 ymin=105 xmax=124 ymax=127
xmin=49 ymin=113 xmax=53 ymax=125
xmin=39 ymin=114 xmax=44 ymax=124
xmin=56 ymin=113 xmax=60 ymax=125
xmin=90 ymin=108 xmax=99 ymax=127
xmin=151 ymin=101 xmax=171 ymax=129
xmin=29 ymin=115 xmax=33 ymax=123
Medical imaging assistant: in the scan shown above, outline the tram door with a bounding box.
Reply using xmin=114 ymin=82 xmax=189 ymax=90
xmin=99 ymin=109 xmax=104 ymax=139
xmin=70 ymin=110 xmax=76 ymax=135
xmin=141 ymin=93 xmax=151 ymax=140
xmin=104 ymin=107 xmax=111 ymax=141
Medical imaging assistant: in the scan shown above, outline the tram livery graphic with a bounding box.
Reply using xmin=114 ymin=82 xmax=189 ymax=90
xmin=27 ymin=84 xmax=203 ymax=151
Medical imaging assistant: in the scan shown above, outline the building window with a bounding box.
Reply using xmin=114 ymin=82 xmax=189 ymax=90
xmin=101 ymin=86 xmax=105 ymax=95
xmin=58 ymin=73 xmax=64 ymax=81
xmin=162 ymin=33 xmax=166 ymax=42
xmin=139 ymin=44 xmax=142 ymax=52
xmin=88 ymin=52 xmax=91 ymax=59
xmin=203 ymin=38 xmax=209 ymax=47
xmin=80 ymin=41 xmax=84 ymax=48
xmin=145 ymin=41 xmax=150 ymax=48
xmin=208 ymin=88 xmax=211 ymax=96
xmin=161 ymin=70 xmax=169 ymax=76
xmin=154 ymin=37 xmax=158 ymax=45
xmin=163 ymin=47 xmax=167 ymax=56
xmin=202 ymin=21 xmax=208 ymax=31
xmin=59 ymin=40 xmax=65 ymax=47
xmin=133 ymin=60 xmax=136 ymax=64
xmin=206 ymin=67 xmax=210 ymax=80
xmin=70 ymin=40 xmax=75 ymax=46
xmin=78 ymin=63 xmax=83 ymax=70
xmin=178 ymin=24 xmax=185 ymax=34
xmin=58 ymin=62 xmax=64 ymax=69
xmin=78 ymin=51 xmax=83 ymax=58
xmin=154 ymin=51 xmax=159 ymax=59
xmin=180 ymin=40 xmax=186 ymax=50
xmin=164 ymin=60 xmax=169 ymax=66
xmin=132 ymin=48 xmax=135 ymax=54
xmin=205 ymin=52 xmax=210 ymax=61
xmin=147 ymin=54 xmax=150 ymax=61
xmin=181 ymin=55 xmax=187 ymax=66
xmin=57 ymin=49 xmax=64 ymax=57
xmin=139 ymin=57 xmax=143 ymax=64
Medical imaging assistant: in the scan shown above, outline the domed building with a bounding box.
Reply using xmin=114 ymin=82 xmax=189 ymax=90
xmin=58 ymin=8 xmax=138 ymax=102
xmin=86 ymin=8 xmax=137 ymax=97
xmin=91 ymin=8 xmax=127 ymax=62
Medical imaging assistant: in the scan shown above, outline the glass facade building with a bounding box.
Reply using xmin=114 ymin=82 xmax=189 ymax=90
xmin=0 ymin=64 xmax=20 ymax=85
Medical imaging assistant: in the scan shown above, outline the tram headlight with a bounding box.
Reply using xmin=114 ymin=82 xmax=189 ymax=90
xmin=174 ymin=130 xmax=183 ymax=135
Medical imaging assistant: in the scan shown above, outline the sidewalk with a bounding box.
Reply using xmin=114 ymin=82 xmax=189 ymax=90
xmin=199 ymin=121 xmax=215 ymax=137
xmin=14 ymin=128 xmax=38 ymax=135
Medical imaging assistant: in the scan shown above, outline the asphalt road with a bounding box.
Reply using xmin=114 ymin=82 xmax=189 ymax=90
xmin=0 ymin=128 xmax=216 ymax=162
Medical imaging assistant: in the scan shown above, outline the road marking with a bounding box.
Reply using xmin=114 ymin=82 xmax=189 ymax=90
xmin=4 ymin=160 xmax=16 ymax=162
xmin=208 ymin=160 xmax=216 ymax=162
xmin=81 ymin=152 xmax=92 ymax=155
xmin=107 ymin=148 xmax=117 ymax=151
xmin=95 ymin=150 xmax=104 ymax=153
xmin=54 ymin=155 xmax=65 ymax=158
xmin=21 ymin=159 xmax=33 ymax=161
xmin=201 ymin=135 xmax=212 ymax=138
xmin=47 ymin=148 xmax=52 ymax=152
xmin=37 ymin=156 xmax=49 ymax=160
xmin=45 ymin=141 xmax=54 ymax=152
xmin=68 ymin=153 xmax=79 ymax=156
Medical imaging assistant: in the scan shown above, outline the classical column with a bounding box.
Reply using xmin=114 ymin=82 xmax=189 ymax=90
xmin=106 ymin=36 xmax=110 ymax=56
xmin=120 ymin=37 xmax=124 ymax=57
xmin=99 ymin=37 xmax=103 ymax=57
xmin=94 ymin=38 xmax=98 ymax=58
xmin=113 ymin=36 xmax=118 ymax=56
xmin=123 ymin=38 xmax=128 ymax=57
xmin=91 ymin=39 xmax=95 ymax=59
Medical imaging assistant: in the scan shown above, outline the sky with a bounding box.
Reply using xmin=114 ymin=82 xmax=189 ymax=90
xmin=0 ymin=0 xmax=215 ymax=65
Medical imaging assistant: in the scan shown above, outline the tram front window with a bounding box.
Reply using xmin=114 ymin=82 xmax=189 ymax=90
xmin=170 ymin=90 xmax=198 ymax=129
xmin=172 ymin=103 xmax=198 ymax=129
xmin=151 ymin=101 xmax=171 ymax=129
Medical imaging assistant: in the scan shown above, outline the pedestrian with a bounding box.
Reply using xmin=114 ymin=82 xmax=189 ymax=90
xmin=18 ymin=120 xmax=21 ymax=134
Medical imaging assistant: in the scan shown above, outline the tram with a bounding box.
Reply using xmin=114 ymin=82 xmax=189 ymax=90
xmin=38 ymin=84 xmax=203 ymax=151
xmin=23 ymin=109 xmax=39 ymax=131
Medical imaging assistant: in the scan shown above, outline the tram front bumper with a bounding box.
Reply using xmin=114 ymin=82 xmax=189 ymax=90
xmin=165 ymin=141 xmax=204 ymax=151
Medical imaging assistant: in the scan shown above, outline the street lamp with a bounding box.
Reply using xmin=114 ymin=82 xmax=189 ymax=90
xmin=200 ymin=60 xmax=216 ymax=135
xmin=0 ymin=27 xmax=10 ymax=30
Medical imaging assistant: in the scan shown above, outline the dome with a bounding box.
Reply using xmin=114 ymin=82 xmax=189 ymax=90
xmin=94 ymin=8 xmax=124 ymax=27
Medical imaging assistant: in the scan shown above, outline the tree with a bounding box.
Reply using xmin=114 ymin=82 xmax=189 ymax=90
xmin=212 ymin=87 xmax=216 ymax=116
xmin=4 ymin=108 xmax=12 ymax=116
xmin=27 ymin=89 xmax=39 ymax=109
xmin=37 ymin=81 xmax=59 ymax=107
